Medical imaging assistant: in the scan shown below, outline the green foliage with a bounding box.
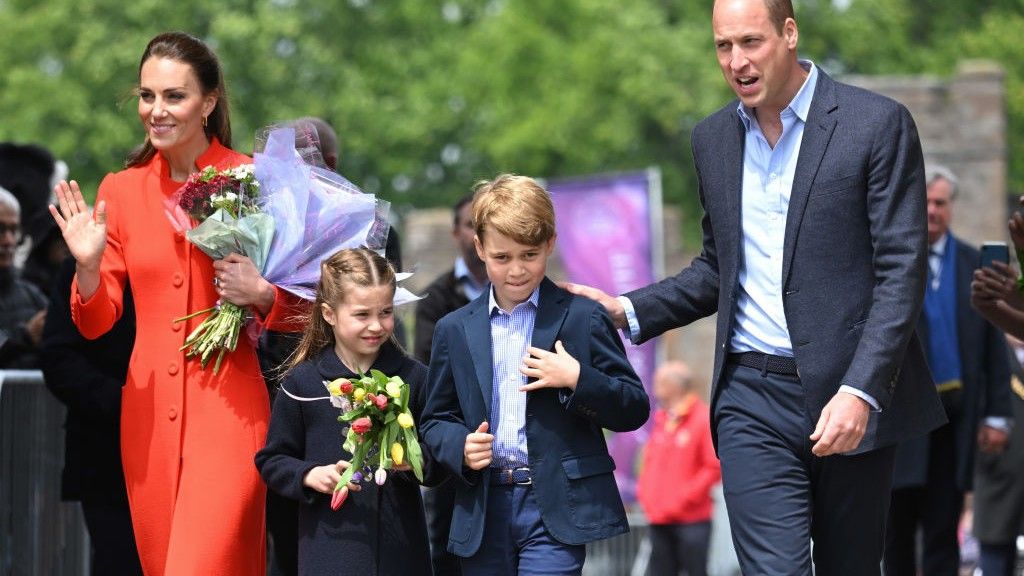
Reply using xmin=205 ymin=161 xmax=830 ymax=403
xmin=799 ymin=0 xmax=1024 ymax=196
xmin=1 ymin=0 xmax=1022 ymax=247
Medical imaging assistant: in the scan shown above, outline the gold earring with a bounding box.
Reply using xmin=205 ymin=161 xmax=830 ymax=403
xmin=202 ymin=115 xmax=208 ymax=127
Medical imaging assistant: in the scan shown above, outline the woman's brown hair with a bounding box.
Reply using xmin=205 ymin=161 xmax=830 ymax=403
xmin=125 ymin=32 xmax=232 ymax=168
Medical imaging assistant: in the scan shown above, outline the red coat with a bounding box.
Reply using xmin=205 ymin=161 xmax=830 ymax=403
xmin=71 ymin=140 xmax=305 ymax=575
xmin=636 ymin=400 xmax=721 ymax=525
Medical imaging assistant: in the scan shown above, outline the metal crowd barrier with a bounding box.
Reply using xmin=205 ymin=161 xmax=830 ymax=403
xmin=0 ymin=370 xmax=89 ymax=576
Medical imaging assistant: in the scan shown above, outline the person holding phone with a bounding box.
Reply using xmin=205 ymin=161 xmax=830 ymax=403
xmin=972 ymin=199 xmax=1024 ymax=339
xmin=885 ymin=164 xmax=1013 ymax=575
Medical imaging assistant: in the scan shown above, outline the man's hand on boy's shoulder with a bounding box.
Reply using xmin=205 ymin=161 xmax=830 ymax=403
xmin=520 ymin=341 xmax=580 ymax=392
xmin=560 ymin=282 xmax=627 ymax=329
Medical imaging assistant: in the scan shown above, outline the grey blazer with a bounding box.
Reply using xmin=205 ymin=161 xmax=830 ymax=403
xmin=626 ymin=69 xmax=946 ymax=452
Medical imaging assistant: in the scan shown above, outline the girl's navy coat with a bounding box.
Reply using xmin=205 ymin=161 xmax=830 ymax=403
xmin=256 ymin=342 xmax=438 ymax=576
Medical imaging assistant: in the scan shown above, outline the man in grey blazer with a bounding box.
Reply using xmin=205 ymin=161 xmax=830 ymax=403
xmin=569 ymin=0 xmax=947 ymax=573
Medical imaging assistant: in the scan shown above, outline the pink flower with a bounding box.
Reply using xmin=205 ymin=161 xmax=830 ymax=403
xmin=374 ymin=468 xmax=387 ymax=485
xmin=374 ymin=395 xmax=388 ymax=410
xmin=351 ymin=417 xmax=372 ymax=435
xmin=331 ymin=486 xmax=349 ymax=511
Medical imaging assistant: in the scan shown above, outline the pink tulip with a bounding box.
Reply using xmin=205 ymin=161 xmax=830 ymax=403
xmin=351 ymin=417 xmax=372 ymax=434
xmin=374 ymin=468 xmax=387 ymax=485
xmin=331 ymin=486 xmax=349 ymax=511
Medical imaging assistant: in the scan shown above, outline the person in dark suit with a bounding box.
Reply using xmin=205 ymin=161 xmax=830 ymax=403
xmin=413 ymin=194 xmax=485 ymax=576
xmin=420 ymin=175 xmax=649 ymax=574
xmin=973 ymin=335 xmax=1024 ymax=576
xmin=885 ymin=165 xmax=1012 ymax=576
xmin=42 ymin=256 xmax=142 ymax=575
xmin=413 ymin=194 xmax=487 ymax=365
xmin=567 ymin=0 xmax=947 ymax=573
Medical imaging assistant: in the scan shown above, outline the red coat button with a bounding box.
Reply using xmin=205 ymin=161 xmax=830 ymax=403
xmin=173 ymin=274 xmax=183 ymax=287
xmin=168 ymin=406 xmax=178 ymax=420
xmin=168 ymin=363 xmax=179 ymax=375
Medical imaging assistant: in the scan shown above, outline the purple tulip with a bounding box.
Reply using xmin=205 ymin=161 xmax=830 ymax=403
xmin=351 ymin=471 xmax=363 ymax=483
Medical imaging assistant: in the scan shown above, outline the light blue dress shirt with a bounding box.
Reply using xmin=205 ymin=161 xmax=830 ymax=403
xmin=622 ymin=61 xmax=878 ymax=409
xmin=487 ymin=287 xmax=539 ymax=468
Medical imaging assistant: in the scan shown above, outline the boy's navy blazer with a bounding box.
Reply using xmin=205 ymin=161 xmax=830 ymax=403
xmin=420 ymin=277 xmax=650 ymax=557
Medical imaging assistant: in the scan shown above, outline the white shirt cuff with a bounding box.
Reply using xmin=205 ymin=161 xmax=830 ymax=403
xmin=840 ymin=385 xmax=881 ymax=411
xmin=618 ymin=296 xmax=641 ymax=344
xmin=984 ymin=416 xmax=1013 ymax=433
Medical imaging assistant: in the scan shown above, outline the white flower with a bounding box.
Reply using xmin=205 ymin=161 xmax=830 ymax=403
xmin=230 ymin=164 xmax=255 ymax=179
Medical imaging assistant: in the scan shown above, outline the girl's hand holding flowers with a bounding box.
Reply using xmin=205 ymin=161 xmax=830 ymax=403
xmin=323 ymin=371 xmax=425 ymax=510
xmin=303 ymin=460 xmax=363 ymax=495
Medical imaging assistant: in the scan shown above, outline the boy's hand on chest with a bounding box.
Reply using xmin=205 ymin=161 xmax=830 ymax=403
xmin=519 ymin=340 xmax=580 ymax=392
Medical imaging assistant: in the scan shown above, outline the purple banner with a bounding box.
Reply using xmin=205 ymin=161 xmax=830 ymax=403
xmin=548 ymin=171 xmax=658 ymax=502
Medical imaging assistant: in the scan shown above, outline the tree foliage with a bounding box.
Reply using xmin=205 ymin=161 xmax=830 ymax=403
xmin=799 ymin=0 xmax=1024 ymax=195
xmin=1 ymin=0 xmax=1022 ymax=243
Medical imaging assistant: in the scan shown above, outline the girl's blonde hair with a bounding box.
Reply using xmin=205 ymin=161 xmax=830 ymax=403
xmin=286 ymin=248 xmax=396 ymax=372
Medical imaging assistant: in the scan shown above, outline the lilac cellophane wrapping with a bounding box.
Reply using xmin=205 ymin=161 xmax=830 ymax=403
xmin=254 ymin=128 xmax=388 ymax=301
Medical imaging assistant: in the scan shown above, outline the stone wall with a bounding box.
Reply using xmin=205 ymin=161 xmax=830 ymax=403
xmin=846 ymin=60 xmax=1009 ymax=247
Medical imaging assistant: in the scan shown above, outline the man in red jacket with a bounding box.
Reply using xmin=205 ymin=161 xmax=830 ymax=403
xmin=637 ymin=361 xmax=721 ymax=576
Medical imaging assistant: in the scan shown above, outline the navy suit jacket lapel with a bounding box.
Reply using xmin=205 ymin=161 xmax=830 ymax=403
xmin=783 ymin=70 xmax=839 ymax=285
xmin=531 ymin=279 xmax=569 ymax=354
xmin=701 ymin=109 xmax=744 ymax=288
xmin=723 ymin=115 xmax=745 ymax=275
xmin=464 ymin=294 xmax=495 ymax=415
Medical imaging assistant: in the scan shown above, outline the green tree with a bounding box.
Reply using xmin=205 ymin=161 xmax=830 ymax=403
xmin=2 ymin=0 xmax=1021 ymax=247
xmin=799 ymin=0 xmax=1024 ymax=196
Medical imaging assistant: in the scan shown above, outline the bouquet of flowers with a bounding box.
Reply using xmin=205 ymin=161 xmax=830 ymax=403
xmin=324 ymin=370 xmax=424 ymax=510
xmin=165 ymin=164 xmax=274 ymax=374
xmin=253 ymin=126 xmax=392 ymax=301
xmin=164 ymin=126 xmax=396 ymax=374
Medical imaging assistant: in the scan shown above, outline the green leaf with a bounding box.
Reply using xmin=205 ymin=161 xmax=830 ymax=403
xmin=403 ymin=427 xmax=424 ymax=483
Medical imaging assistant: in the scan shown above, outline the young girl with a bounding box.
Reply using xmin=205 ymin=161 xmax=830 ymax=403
xmin=256 ymin=248 xmax=436 ymax=575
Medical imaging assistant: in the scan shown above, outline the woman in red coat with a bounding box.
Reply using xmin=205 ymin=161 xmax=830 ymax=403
xmin=50 ymin=32 xmax=303 ymax=575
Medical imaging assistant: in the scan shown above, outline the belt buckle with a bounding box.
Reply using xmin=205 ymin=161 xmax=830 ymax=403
xmin=509 ymin=467 xmax=532 ymax=485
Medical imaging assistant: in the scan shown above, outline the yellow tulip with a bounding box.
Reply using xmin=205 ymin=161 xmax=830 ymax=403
xmin=385 ymin=380 xmax=403 ymax=398
xmin=327 ymin=379 xmax=343 ymax=396
xmin=353 ymin=388 xmax=366 ymax=402
xmin=391 ymin=442 xmax=404 ymax=466
xmin=397 ymin=411 xmax=415 ymax=429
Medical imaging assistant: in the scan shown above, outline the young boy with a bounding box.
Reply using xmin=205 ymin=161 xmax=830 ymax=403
xmin=420 ymin=174 xmax=650 ymax=574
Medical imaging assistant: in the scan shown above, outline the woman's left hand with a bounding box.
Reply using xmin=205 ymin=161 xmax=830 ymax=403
xmin=213 ymin=253 xmax=275 ymax=314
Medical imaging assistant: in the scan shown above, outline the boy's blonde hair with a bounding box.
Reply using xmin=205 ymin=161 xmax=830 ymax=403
xmin=472 ymin=174 xmax=556 ymax=246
